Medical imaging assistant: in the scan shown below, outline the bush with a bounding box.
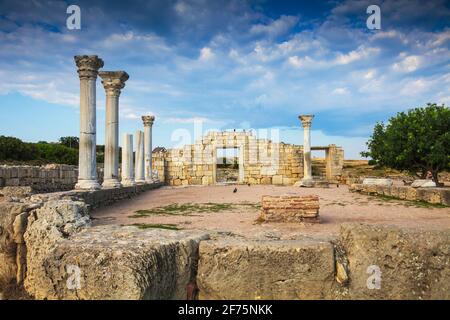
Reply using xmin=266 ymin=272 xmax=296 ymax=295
xmin=0 ymin=136 xmax=36 ymax=161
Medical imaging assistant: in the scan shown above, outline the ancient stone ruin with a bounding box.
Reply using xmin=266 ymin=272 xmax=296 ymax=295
xmin=260 ymin=195 xmax=320 ymax=223
xmin=1 ymin=54 xmax=449 ymax=301
xmin=151 ymin=130 xmax=344 ymax=187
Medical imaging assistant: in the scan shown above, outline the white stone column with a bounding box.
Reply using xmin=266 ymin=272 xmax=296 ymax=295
xmin=121 ymin=133 xmax=136 ymax=186
xmin=142 ymin=115 xmax=155 ymax=182
xmin=99 ymin=71 xmax=129 ymax=189
xmin=74 ymin=55 xmax=104 ymax=190
xmin=135 ymin=130 xmax=145 ymax=183
xmin=299 ymin=115 xmax=314 ymax=185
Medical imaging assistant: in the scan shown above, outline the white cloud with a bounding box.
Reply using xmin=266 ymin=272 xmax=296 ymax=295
xmin=199 ymin=47 xmax=214 ymax=61
xmin=392 ymin=55 xmax=422 ymax=73
xmin=334 ymin=46 xmax=380 ymax=65
xmin=250 ymin=15 xmax=299 ymax=38
xmin=332 ymin=87 xmax=349 ymax=95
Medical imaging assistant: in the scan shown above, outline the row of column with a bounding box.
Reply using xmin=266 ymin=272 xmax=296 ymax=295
xmin=74 ymin=55 xmax=155 ymax=190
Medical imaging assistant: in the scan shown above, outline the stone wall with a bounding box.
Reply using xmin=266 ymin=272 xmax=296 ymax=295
xmin=152 ymin=131 xmax=344 ymax=186
xmin=349 ymin=183 xmax=450 ymax=206
xmin=0 ymin=181 xmax=164 ymax=299
xmin=197 ymin=223 xmax=450 ymax=300
xmin=0 ymin=165 xmax=104 ymax=196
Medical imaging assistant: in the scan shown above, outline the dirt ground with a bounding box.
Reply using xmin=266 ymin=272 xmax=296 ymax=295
xmin=91 ymin=185 xmax=450 ymax=241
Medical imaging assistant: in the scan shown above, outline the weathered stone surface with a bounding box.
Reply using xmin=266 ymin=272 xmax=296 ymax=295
xmin=0 ymin=202 xmax=33 ymax=297
xmin=349 ymin=183 xmax=450 ymax=206
xmin=260 ymin=195 xmax=320 ymax=223
xmin=24 ymin=199 xmax=91 ymax=298
xmin=340 ymin=223 xmax=450 ymax=300
xmin=28 ymin=225 xmax=208 ymax=300
xmin=362 ymin=178 xmax=393 ymax=186
xmin=411 ymin=179 xmax=437 ymax=188
xmin=197 ymin=238 xmax=335 ymax=299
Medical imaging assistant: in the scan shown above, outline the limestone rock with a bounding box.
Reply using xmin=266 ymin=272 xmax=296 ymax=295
xmin=260 ymin=195 xmax=320 ymax=223
xmin=27 ymin=225 xmax=209 ymax=300
xmin=339 ymin=223 xmax=450 ymax=299
xmin=197 ymin=238 xmax=335 ymax=299
xmin=24 ymin=199 xmax=91 ymax=298
xmin=0 ymin=202 xmax=31 ymax=295
xmin=411 ymin=179 xmax=437 ymax=188
xmin=362 ymin=178 xmax=393 ymax=186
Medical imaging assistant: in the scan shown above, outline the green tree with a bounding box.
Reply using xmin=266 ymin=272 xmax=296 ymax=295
xmin=59 ymin=136 xmax=79 ymax=149
xmin=0 ymin=136 xmax=36 ymax=161
xmin=361 ymin=103 xmax=450 ymax=185
xmin=34 ymin=142 xmax=78 ymax=165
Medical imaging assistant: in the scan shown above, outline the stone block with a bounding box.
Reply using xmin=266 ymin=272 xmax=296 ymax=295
xmin=340 ymin=223 xmax=450 ymax=299
xmin=260 ymin=195 xmax=320 ymax=223
xmin=411 ymin=180 xmax=437 ymax=188
xmin=27 ymin=225 xmax=208 ymax=300
xmin=362 ymin=178 xmax=393 ymax=186
xmin=272 ymin=175 xmax=283 ymax=185
xmin=197 ymin=238 xmax=335 ymax=300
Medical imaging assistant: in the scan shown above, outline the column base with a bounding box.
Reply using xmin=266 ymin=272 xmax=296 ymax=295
xmin=122 ymin=179 xmax=136 ymax=187
xmin=102 ymin=179 xmax=122 ymax=189
xmin=135 ymin=179 xmax=146 ymax=185
xmin=75 ymin=179 xmax=101 ymax=190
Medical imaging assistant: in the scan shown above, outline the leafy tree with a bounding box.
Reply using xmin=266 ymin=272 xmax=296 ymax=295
xmin=34 ymin=143 xmax=78 ymax=165
xmin=0 ymin=136 xmax=36 ymax=161
xmin=361 ymin=103 xmax=450 ymax=185
xmin=59 ymin=136 xmax=79 ymax=149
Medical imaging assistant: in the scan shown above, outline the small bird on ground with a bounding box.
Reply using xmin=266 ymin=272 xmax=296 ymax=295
xmin=337 ymin=183 xmax=340 ymax=188
xmin=233 ymin=187 xmax=238 ymax=193
xmin=248 ymin=183 xmax=251 ymax=187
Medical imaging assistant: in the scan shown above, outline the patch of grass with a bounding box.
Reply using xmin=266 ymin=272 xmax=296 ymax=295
xmin=129 ymin=223 xmax=181 ymax=231
xmin=129 ymin=202 xmax=259 ymax=218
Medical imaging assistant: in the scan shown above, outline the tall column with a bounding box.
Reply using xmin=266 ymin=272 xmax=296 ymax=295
xmin=99 ymin=71 xmax=129 ymax=189
xmin=142 ymin=115 xmax=155 ymax=182
xmin=121 ymin=133 xmax=136 ymax=187
xmin=135 ymin=130 xmax=145 ymax=183
xmin=74 ymin=55 xmax=104 ymax=190
xmin=299 ymin=115 xmax=314 ymax=185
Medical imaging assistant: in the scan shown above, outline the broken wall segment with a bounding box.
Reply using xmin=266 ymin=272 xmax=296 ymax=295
xmin=260 ymin=195 xmax=320 ymax=223
xmin=349 ymin=183 xmax=450 ymax=206
xmin=0 ymin=165 xmax=92 ymax=195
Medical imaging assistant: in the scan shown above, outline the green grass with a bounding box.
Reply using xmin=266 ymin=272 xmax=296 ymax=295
xmin=129 ymin=202 xmax=259 ymax=218
xmin=129 ymin=223 xmax=182 ymax=230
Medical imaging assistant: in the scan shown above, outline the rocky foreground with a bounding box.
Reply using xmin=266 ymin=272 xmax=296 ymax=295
xmin=1 ymin=192 xmax=449 ymax=300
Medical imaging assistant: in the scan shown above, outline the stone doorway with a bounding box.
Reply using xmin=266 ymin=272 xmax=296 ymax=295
xmin=311 ymin=149 xmax=326 ymax=179
xmin=214 ymin=147 xmax=243 ymax=184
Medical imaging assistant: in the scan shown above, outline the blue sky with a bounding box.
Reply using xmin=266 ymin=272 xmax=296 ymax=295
xmin=0 ymin=0 xmax=449 ymax=158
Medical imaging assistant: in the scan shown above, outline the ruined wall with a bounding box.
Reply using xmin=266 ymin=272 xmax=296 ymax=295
xmin=325 ymin=145 xmax=344 ymax=182
xmin=152 ymin=131 xmax=344 ymax=186
xmin=0 ymin=165 xmax=104 ymax=196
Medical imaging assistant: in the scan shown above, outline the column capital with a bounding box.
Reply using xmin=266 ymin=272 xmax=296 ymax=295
xmin=142 ymin=115 xmax=155 ymax=127
xmin=74 ymin=55 xmax=104 ymax=80
xmin=99 ymin=71 xmax=129 ymax=96
xmin=299 ymin=115 xmax=314 ymax=128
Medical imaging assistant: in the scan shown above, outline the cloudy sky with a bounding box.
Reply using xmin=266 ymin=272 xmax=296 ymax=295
xmin=0 ymin=0 xmax=449 ymax=158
